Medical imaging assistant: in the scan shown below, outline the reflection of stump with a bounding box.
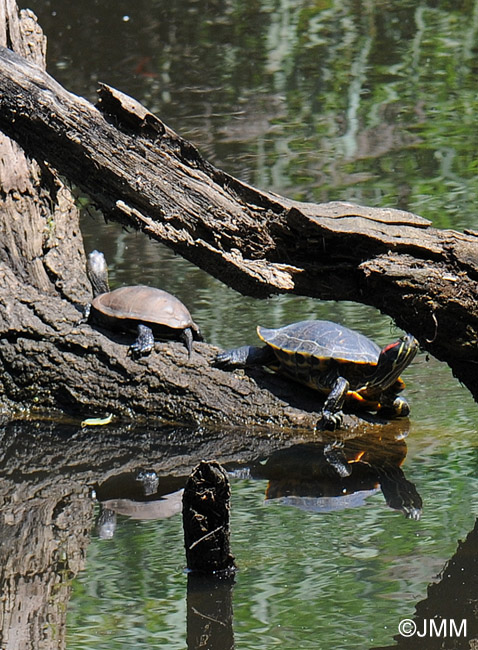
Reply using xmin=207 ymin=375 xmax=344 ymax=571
xmin=182 ymin=460 xmax=236 ymax=574
xmin=187 ymin=573 xmax=235 ymax=650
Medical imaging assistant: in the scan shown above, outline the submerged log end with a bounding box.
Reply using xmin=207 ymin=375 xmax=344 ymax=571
xmin=182 ymin=460 xmax=236 ymax=575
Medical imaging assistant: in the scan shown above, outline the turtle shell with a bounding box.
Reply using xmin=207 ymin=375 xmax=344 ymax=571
xmin=91 ymin=285 xmax=198 ymax=333
xmin=258 ymin=320 xmax=380 ymax=365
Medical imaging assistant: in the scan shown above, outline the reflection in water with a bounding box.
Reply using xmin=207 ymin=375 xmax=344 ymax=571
xmin=187 ymin=573 xmax=235 ymax=650
xmin=372 ymin=518 xmax=478 ymax=650
xmin=86 ymin=429 xmax=422 ymax=650
xmin=229 ymin=428 xmax=422 ymax=520
xmin=95 ymin=465 xmax=238 ymax=649
xmin=21 ymin=0 xmax=478 ymax=232
xmin=0 ymin=417 xmax=292 ymax=650
xmin=97 ymin=491 xmax=184 ymax=539
xmin=1 ymin=417 xmax=475 ymax=650
xmin=95 ymin=470 xmax=183 ymax=539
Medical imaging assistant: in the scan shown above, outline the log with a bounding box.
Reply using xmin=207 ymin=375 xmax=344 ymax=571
xmin=0 ymin=3 xmax=358 ymax=429
xmin=0 ymin=6 xmax=407 ymax=431
xmin=1 ymin=1 xmax=478 ymax=425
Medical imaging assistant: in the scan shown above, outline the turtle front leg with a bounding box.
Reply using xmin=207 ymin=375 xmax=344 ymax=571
xmin=317 ymin=376 xmax=350 ymax=431
xmin=215 ymin=345 xmax=275 ymax=368
xmin=129 ymin=323 xmax=155 ymax=358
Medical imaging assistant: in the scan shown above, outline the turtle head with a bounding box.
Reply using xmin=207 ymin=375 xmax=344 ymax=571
xmin=372 ymin=333 xmax=418 ymax=389
xmin=87 ymin=250 xmax=110 ymax=296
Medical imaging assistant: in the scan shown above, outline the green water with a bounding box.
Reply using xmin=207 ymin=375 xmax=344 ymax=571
xmin=13 ymin=0 xmax=478 ymax=648
xmin=66 ymin=424 xmax=478 ymax=650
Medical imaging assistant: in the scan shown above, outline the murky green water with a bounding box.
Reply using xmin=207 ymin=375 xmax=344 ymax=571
xmin=10 ymin=1 xmax=478 ymax=648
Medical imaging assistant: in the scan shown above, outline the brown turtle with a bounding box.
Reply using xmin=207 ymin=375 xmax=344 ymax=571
xmin=85 ymin=250 xmax=202 ymax=357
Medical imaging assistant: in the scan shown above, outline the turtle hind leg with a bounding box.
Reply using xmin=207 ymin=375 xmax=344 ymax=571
xmin=129 ymin=323 xmax=155 ymax=358
xmin=214 ymin=345 xmax=275 ymax=369
xmin=179 ymin=327 xmax=194 ymax=357
xmin=378 ymin=394 xmax=410 ymax=418
xmin=317 ymin=376 xmax=349 ymax=431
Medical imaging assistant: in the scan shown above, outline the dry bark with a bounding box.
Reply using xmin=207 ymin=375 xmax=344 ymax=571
xmin=1 ymin=0 xmax=478 ymax=428
xmin=0 ymin=4 xmax=353 ymax=430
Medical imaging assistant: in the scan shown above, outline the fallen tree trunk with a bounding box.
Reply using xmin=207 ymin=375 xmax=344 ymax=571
xmin=0 ymin=3 xmax=365 ymax=430
xmin=0 ymin=1 xmax=478 ymax=424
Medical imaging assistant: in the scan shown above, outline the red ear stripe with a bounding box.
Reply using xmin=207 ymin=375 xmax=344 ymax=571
xmin=381 ymin=340 xmax=401 ymax=354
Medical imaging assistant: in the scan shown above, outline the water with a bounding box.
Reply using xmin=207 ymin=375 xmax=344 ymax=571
xmin=64 ymin=426 xmax=478 ymax=650
xmin=6 ymin=1 xmax=478 ymax=648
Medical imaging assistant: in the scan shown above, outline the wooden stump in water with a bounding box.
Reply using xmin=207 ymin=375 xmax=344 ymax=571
xmin=182 ymin=460 xmax=236 ymax=574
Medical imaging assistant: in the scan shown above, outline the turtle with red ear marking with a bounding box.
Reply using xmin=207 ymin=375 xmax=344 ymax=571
xmin=85 ymin=250 xmax=202 ymax=358
xmin=215 ymin=320 xmax=418 ymax=430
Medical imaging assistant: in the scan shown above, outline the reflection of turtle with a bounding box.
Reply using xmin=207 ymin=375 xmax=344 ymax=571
xmin=242 ymin=439 xmax=422 ymax=519
xmin=85 ymin=250 xmax=202 ymax=357
xmin=216 ymin=320 xmax=418 ymax=429
xmin=95 ymin=469 xmax=185 ymax=539
xmin=96 ymin=490 xmax=184 ymax=539
xmin=135 ymin=469 xmax=159 ymax=496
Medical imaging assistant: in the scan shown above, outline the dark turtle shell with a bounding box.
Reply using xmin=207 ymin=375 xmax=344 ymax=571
xmin=90 ymin=285 xmax=200 ymax=334
xmin=258 ymin=320 xmax=380 ymax=366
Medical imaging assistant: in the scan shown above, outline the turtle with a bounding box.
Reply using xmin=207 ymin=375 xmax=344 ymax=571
xmin=215 ymin=320 xmax=418 ymax=430
xmin=85 ymin=250 xmax=202 ymax=358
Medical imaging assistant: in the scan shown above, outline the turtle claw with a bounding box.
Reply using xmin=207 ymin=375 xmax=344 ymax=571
xmin=392 ymin=396 xmax=410 ymax=417
xmin=405 ymin=507 xmax=422 ymax=521
xmin=324 ymin=441 xmax=351 ymax=477
xmin=128 ymin=324 xmax=155 ymax=359
xmin=378 ymin=395 xmax=410 ymax=418
xmin=214 ymin=345 xmax=273 ymax=368
xmin=316 ymin=409 xmax=344 ymax=432
xmin=128 ymin=342 xmax=152 ymax=359
xmin=214 ymin=349 xmax=237 ymax=368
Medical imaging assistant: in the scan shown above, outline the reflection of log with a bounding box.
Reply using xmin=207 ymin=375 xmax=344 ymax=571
xmin=187 ymin=573 xmax=235 ymax=650
xmin=371 ymin=518 xmax=478 ymax=650
xmin=0 ymin=488 xmax=92 ymax=650
xmin=0 ymin=421 xmax=95 ymax=650
xmin=0 ymin=418 xmax=285 ymax=649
